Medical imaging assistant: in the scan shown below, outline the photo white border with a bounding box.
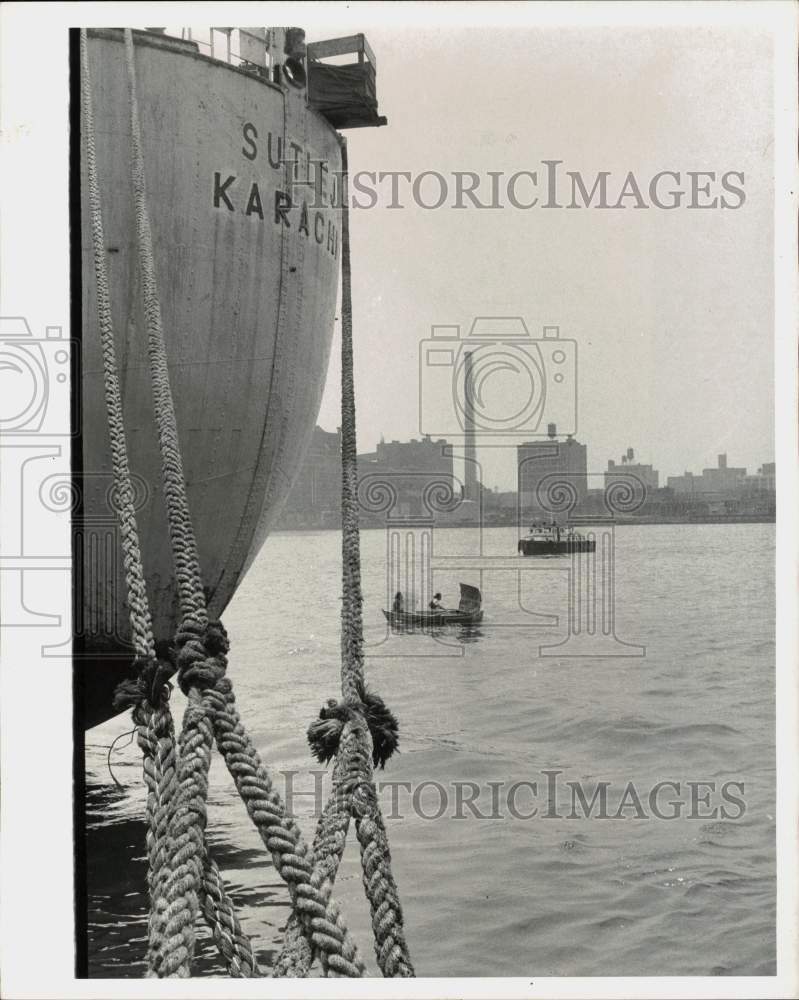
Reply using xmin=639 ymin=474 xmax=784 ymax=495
xmin=1 ymin=3 xmax=796 ymax=998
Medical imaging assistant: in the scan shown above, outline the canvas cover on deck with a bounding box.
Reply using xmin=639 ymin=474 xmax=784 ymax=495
xmin=307 ymin=62 xmax=380 ymax=128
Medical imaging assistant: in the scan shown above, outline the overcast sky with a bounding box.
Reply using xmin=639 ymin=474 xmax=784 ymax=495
xmin=310 ymin=19 xmax=773 ymax=490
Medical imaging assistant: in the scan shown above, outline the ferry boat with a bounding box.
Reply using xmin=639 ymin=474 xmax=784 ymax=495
xmin=517 ymin=523 xmax=596 ymax=556
xmin=78 ymin=27 xmax=385 ymax=728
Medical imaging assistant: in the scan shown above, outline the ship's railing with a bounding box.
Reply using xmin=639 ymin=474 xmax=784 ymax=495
xmin=180 ymin=27 xmax=236 ymax=63
xmin=150 ymin=27 xmax=276 ymax=74
xmin=307 ymin=33 xmax=377 ymax=69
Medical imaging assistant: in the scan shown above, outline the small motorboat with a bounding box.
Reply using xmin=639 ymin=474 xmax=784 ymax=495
xmin=383 ymin=583 xmax=483 ymax=628
xmin=518 ymin=523 xmax=595 ymax=556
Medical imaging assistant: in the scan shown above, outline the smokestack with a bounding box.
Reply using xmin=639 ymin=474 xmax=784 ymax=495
xmin=464 ymin=351 xmax=477 ymax=501
xmin=718 ymin=453 xmax=727 ymax=469
xmin=547 ymin=423 xmax=557 ymax=439
xmin=627 ymin=447 xmax=634 ymax=461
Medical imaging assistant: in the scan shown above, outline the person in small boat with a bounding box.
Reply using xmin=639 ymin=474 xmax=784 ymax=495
xmin=392 ymin=591 xmax=403 ymax=613
xmin=429 ymin=592 xmax=444 ymax=611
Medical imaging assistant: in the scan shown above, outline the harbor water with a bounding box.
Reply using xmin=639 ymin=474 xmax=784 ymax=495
xmin=84 ymin=523 xmax=775 ymax=977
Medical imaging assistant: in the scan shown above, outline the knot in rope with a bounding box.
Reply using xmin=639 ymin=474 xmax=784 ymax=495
xmin=113 ymin=656 xmax=173 ymax=720
xmin=175 ymin=617 xmax=229 ymax=694
xmin=307 ymin=680 xmax=399 ymax=769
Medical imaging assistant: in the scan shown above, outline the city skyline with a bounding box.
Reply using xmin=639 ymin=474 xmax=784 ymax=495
xmin=278 ymin=422 xmax=774 ymax=531
xmin=310 ymin=421 xmax=775 ymax=493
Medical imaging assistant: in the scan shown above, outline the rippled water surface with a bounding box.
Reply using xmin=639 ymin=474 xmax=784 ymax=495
xmin=85 ymin=523 xmax=775 ymax=977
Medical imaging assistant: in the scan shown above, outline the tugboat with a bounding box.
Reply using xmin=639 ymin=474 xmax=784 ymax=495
xmin=517 ymin=522 xmax=595 ymax=556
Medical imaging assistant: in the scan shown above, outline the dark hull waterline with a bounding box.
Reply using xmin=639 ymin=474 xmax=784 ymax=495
xmin=382 ymin=609 xmax=484 ymax=628
xmin=517 ymin=538 xmax=597 ymax=556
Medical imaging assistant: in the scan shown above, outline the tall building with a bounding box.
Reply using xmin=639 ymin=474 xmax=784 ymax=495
xmin=361 ymin=436 xmax=453 ymax=473
xmin=667 ymin=453 xmax=747 ymax=495
xmin=517 ymin=423 xmax=587 ymax=516
xmin=700 ymin=453 xmax=747 ymax=491
xmin=359 ymin=435 xmax=456 ymax=517
xmin=605 ymin=447 xmax=659 ymax=491
xmin=281 ymin=429 xmax=458 ymax=525
xmin=740 ymin=461 xmax=776 ymax=496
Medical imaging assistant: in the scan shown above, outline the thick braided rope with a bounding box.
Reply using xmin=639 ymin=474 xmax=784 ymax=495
xmin=201 ymin=851 xmax=260 ymax=977
xmin=124 ymin=36 xmax=258 ymax=974
xmin=278 ymin=140 xmax=414 ymax=978
xmin=339 ymin=140 xmax=414 ymax=975
xmin=294 ymin=710 xmax=415 ymax=977
xmin=274 ymin=720 xmax=363 ymax=975
xmin=354 ymin=781 xmax=414 ymax=976
xmin=123 ymin=28 xmax=205 ymax=624
xmin=339 ymin=141 xmax=364 ymax=706
xmin=81 ymin=28 xmax=183 ymax=973
xmin=121 ymin=29 xmax=221 ymax=977
xmin=170 ymin=616 xmax=364 ymax=979
xmin=143 ymin=615 xmax=244 ymax=978
xmin=86 ymin=27 xmax=222 ymax=978
xmin=196 ymin=658 xmax=366 ymax=977
xmin=141 ymin=684 xmax=210 ymax=977
xmin=128 ymin=694 xmax=181 ymax=973
xmin=271 ymin=139 xmax=367 ymax=977
xmin=79 ymin=28 xmax=155 ymax=664
xmin=124 ymin=32 xmax=260 ymax=978
xmin=325 ymin=718 xmax=415 ymax=978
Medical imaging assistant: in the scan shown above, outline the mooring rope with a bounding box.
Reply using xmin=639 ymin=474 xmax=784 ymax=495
xmin=79 ymin=29 xmax=156 ymax=667
xmin=83 ymin=28 xmax=257 ymax=980
xmin=277 ymin=140 xmax=415 ymax=978
xmin=122 ymin=29 xmax=229 ymax=976
xmin=122 ymin=30 xmax=206 ymax=625
xmin=201 ymin=851 xmax=260 ymax=977
xmin=80 ymin=27 xmax=190 ymax=975
xmin=120 ymin=28 xmax=366 ymax=978
xmin=322 ymin=138 xmax=414 ymax=976
xmin=339 ymin=139 xmax=366 ymax=705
